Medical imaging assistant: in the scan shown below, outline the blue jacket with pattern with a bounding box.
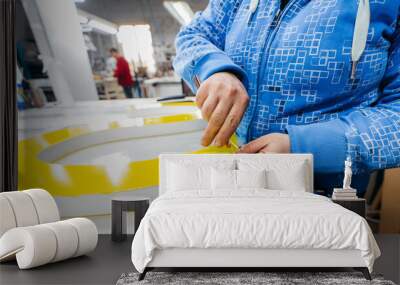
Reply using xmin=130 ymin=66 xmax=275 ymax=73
xmin=173 ymin=0 xmax=400 ymax=193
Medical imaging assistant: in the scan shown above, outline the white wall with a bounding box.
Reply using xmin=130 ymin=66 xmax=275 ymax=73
xmin=22 ymin=0 xmax=98 ymax=103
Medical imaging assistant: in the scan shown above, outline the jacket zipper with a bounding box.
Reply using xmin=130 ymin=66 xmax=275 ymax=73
xmin=247 ymin=0 xmax=298 ymax=142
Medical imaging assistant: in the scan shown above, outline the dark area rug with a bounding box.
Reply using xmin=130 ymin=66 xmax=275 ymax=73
xmin=116 ymin=271 xmax=395 ymax=285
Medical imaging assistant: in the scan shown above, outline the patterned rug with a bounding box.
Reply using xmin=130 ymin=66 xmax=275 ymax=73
xmin=116 ymin=271 xmax=395 ymax=285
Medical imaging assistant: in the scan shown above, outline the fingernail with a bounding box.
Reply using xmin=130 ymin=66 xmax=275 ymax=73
xmin=215 ymin=141 xmax=222 ymax=147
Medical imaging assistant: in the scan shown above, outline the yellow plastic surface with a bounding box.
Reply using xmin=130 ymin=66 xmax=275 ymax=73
xmin=18 ymin=112 xmax=237 ymax=196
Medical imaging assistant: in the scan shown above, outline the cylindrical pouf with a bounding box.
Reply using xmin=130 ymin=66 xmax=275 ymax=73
xmin=0 ymin=196 xmax=17 ymax=237
xmin=42 ymin=221 xmax=79 ymax=262
xmin=0 ymin=226 xmax=57 ymax=269
xmin=65 ymin=218 xmax=98 ymax=257
xmin=24 ymin=189 xmax=60 ymax=223
xmin=1 ymin=192 xmax=39 ymax=227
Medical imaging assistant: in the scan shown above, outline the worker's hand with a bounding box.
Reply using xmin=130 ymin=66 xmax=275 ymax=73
xmin=237 ymin=133 xmax=291 ymax=154
xmin=196 ymin=72 xmax=249 ymax=147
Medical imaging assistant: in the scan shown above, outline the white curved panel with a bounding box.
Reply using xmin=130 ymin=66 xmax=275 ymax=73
xmin=24 ymin=189 xmax=60 ymax=223
xmin=65 ymin=218 xmax=98 ymax=257
xmin=0 ymin=226 xmax=57 ymax=269
xmin=43 ymin=221 xmax=78 ymax=262
xmin=0 ymin=196 xmax=17 ymax=237
xmin=0 ymin=219 xmax=96 ymax=269
xmin=1 ymin=192 xmax=39 ymax=227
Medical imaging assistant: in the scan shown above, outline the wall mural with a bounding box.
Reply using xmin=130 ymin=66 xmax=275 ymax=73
xmin=15 ymin=0 xmax=218 ymax=233
xmin=18 ymin=99 xmax=237 ymax=232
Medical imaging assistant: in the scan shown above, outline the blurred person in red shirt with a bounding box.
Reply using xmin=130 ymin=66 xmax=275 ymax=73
xmin=109 ymin=48 xmax=134 ymax=98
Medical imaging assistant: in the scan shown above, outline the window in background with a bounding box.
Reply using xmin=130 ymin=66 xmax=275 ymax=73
xmin=117 ymin=25 xmax=156 ymax=75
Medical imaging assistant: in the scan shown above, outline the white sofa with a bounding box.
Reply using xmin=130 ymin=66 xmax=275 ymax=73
xmin=0 ymin=189 xmax=98 ymax=269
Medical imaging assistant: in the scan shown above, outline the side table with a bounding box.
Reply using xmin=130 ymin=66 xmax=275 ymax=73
xmin=332 ymin=198 xmax=366 ymax=218
xmin=112 ymin=196 xmax=150 ymax=242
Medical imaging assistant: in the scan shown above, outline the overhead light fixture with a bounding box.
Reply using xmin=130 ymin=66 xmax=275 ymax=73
xmin=77 ymin=9 xmax=118 ymax=34
xmin=88 ymin=19 xmax=118 ymax=34
xmin=80 ymin=24 xmax=93 ymax=33
xmin=78 ymin=14 xmax=89 ymax=25
xmin=163 ymin=1 xmax=194 ymax=26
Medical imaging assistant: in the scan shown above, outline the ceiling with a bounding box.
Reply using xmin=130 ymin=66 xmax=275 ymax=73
xmin=75 ymin=0 xmax=207 ymax=26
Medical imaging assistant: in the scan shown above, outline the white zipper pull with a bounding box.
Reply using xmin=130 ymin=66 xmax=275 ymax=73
xmin=351 ymin=0 xmax=370 ymax=80
xmin=247 ymin=0 xmax=259 ymax=24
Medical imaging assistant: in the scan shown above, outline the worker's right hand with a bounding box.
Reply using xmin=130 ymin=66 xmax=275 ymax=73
xmin=196 ymin=72 xmax=249 ymax=147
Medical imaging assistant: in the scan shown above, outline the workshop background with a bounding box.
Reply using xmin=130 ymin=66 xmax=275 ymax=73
xmin=15 ymin=0 xmax=399 ymax=234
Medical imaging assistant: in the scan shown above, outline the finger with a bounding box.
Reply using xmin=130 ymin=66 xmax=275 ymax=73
xmin=201 ymin=94 xmax=219 ymax=121
xmin=213 ymin=100 xmax=247 ymax=146
xmin=237 ymin=136 xmax=270 ymax=153
xmin=195 ymin=83 xmax=208 ymax=108
xmin=259 ymin=142 xmax=285 ymax=153
xmin=201 ymin=100 xmax=233 ymax=146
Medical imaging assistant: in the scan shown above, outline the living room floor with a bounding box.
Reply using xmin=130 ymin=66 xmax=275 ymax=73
xmin=1 ymin=235 xmax=399 ymax=285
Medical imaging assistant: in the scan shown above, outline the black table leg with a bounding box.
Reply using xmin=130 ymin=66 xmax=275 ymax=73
xmin=112 ymin=197 xmax=150 ymax=242
xmin=112 ymin=200 xmax=127 ymax=242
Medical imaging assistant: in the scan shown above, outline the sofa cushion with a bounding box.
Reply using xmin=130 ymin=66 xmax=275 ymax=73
xmin=0 ymin=196 xmax=17 ymax=237
xmin=24 ymin=189 xmax=60 ymax=224
xmin=1 ymin=192 xmax=39 ymax=227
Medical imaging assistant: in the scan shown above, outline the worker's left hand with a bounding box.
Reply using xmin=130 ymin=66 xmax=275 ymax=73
xmin=237 ymin=133 xmax=291 ymax=154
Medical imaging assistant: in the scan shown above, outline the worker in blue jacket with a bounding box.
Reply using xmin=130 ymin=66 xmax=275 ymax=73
xmin=173 ymin=0 xmax=400 ymax=194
